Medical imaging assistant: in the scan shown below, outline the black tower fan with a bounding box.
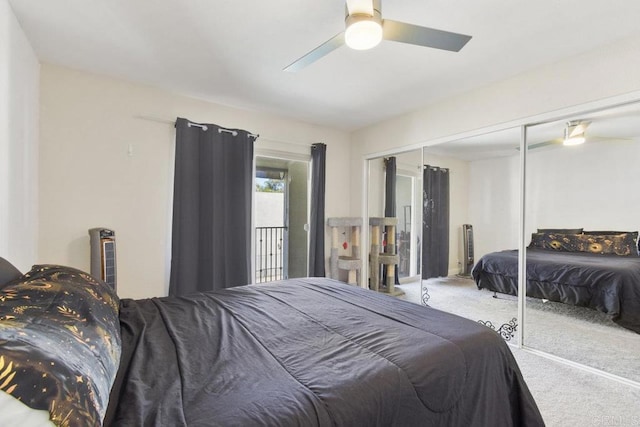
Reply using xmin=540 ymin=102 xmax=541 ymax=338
xmin=460 ymin=224 xmax=474 ymax=276
xmin=89 ymin=228 xmax=117 ymax=290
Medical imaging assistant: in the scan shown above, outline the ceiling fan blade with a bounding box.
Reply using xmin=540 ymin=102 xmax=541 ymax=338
xmin=521 ymin=135 xmax=632 ymax=151
xmin=528 ymin=140 xmax=560 ymax=150
xmin=284 ymin=32 xmax=345 ymax=72
xmin=345 ymin=0 xmax=374 ymax=16
xmin=586 ymin=135 xmax=633 ymax=143
xmin=382 ymin=19 xmax=472 ymax=52
xmin=516 ymin=139 xmax=563 ymax=151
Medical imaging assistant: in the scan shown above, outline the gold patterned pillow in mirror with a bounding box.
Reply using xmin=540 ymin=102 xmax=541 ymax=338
xmin=529 ymin=232 xmax=639 ymax=256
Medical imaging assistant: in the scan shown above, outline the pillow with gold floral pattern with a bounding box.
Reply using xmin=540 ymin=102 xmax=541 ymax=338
xmin=0 ymin=264 xmax=121 ymax=426
xmin=583 ymin=230 xmax=640 ymax=253
xmin=529 ymin=232 xmax=639 ymax=256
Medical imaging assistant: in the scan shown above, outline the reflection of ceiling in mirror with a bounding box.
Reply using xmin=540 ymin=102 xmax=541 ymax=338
xmin=527 ymin=103 xmax=640 ymax=148
xmin=424 ymin=101 xmax=640 ymax=162
xmin=393 ymin=150 xmax=422 ymax=173
xmin=425 ymin=128 xmax=521 ymax=162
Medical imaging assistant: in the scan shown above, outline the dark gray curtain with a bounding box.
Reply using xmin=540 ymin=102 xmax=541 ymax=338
xmin=383 ymin=157 xmax=399 ymax=285
xmin=422 ymin=165 xmax=450 ymax=279
xmin=308 ymin=143 xmax=326 ymax=277
xmin=169 ymin=118 xmax=256 ymax=296
xmin=384 ymin=157 xmax=396 ymax=217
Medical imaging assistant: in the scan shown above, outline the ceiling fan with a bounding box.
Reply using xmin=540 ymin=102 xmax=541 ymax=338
xmin=284 ymin=0 xmax=472 ymax=72
xmin=526 ymin=121 xmax=592 ymax=150
xmin=525 ymin=120 xmax=632 ymax=151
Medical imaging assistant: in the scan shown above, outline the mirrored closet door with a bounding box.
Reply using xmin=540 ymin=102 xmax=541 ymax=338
xmin=366 ymin=149 xmax=422 ymax=297
xmin=523 ymin=101 xmax=640 ymax=383
xmin=420 ymin=128 xmax=521 ymax=342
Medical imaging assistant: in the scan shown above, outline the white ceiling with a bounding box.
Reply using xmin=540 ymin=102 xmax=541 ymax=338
xmin=9 ymin=0 xmax=640 ymax=131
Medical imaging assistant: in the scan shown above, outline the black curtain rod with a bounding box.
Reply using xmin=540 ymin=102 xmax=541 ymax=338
xmin=186 ymin=121 xmax=259 ymax=139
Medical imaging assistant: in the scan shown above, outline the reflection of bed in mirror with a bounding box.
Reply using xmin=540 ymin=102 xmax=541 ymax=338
xmin=472 ymin=231 xmax=640 ymax=334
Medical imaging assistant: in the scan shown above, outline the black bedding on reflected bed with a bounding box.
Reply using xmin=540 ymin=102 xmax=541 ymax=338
xmin=105 ymin=278 xmax=543 ymax=427
xmin=473 ymin=249 xmax=640 ymax=334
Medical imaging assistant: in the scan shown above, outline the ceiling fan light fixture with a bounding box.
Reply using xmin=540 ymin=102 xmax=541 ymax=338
xmin=563 ymin=136 xmax=585 ymax=146
xmin=562 ymin=120 xmax=589 ymax=146
xmin=345 ymin=13 xmax=383 ymax=50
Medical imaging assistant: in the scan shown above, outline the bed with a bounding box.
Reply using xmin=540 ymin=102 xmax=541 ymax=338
xmin=0 ymin=259 xmax=544 ymax=426
xmin=472 ymin=230 xmax=640 ymax=334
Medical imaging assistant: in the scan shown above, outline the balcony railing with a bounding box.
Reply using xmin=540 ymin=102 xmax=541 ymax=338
xmin=255 ymin=226 xmax=287 ymax=283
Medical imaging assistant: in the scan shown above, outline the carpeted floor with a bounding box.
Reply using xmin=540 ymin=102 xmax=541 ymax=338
xmin=396 ymin=277 xmax=640 ymax=426
xmin=397 ymin=276 xmax=640 ymax=381
xmin=510 ymin=346 xmax=640 ymax=426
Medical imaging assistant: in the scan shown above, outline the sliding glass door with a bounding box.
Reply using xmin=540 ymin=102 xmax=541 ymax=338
xmin=254 ymin=156 xmax=309 ymax=282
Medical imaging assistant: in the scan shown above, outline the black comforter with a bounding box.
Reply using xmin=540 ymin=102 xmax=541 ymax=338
xmin=473 ymin=249 xmax=640 ymax=333
xmin=106 ymin=278 xmax=543 ymax=426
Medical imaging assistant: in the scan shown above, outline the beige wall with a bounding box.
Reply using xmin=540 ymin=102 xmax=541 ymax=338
xmin=38 ymin=64 xmax=350 ymax=298
xmin=0 ymin=0 xmax=39 ymax=271
xmin=468 ymin=138 xmax=640 ymax=261
xmin=468 ymin=154 xmax=520 ymax=261
xmin=525 ymin=139 xmax=640 ymax=237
